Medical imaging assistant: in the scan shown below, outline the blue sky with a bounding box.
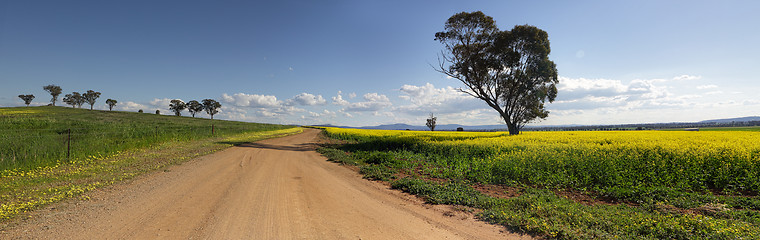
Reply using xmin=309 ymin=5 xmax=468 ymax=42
xmin=2 ymin=1 xmax=758 ymax=127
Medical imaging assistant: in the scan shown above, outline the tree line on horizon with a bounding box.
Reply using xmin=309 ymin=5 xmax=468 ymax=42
xmin=168 ymin=99 xmax=221 ymax=119
xmin=18 ymin=84 xmax=221 ymax=120
xmin=33 ymin=84 xmax=117 ymax=110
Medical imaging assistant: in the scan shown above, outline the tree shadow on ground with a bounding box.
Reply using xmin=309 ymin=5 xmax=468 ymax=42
xmin=218 ymin=141 xmax=317 ymax=152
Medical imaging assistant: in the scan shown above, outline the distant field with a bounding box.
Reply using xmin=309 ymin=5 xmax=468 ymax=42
xmin=660 ymin=126 xmax=760 ymax=131
xmin=698 ymin=126 xmax=760 ymax=131
xmin=318 ymin=127 xmax=760 ymax=239
xmin=0 ymin=106 xmax=293 ymax=171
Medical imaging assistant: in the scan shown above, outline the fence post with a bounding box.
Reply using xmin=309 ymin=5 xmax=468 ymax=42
xmin=212 ymin=123 xmax=215 ymax=136
xmin=67 ymin=128 xmax=71 ymax=160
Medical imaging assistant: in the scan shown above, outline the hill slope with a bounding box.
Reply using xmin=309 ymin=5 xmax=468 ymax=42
xmin=0 ymin=106 xmax=293 ymax=170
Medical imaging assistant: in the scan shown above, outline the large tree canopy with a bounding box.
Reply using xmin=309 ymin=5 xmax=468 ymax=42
xmin=82 ymin=90 xmax=101 ymax=110
xmin=43 ymin=85 xmax=62 ymax=106
xmin=169 ymin=99 xmax=187 ymax=116
xmin=435 ymin=11 xmax=558 ymax=135
xmin=187 ymin=100 xmax=203 ymax=118
xmin=18 ymin=94 xmax=35 ymax=106
xmin=63 ymin=92 xmax=84 ymax=108
xmin=202 ymin=99 xmax=221 ymax=120
xmin=106 ymin=99 xmax=118 ymax=111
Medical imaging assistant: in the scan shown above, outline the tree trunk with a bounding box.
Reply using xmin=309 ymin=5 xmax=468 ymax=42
xmin=507 ymin=122 xmax=520 ymax=135
xmin=502 ymin=114 xmax=520 ymax=135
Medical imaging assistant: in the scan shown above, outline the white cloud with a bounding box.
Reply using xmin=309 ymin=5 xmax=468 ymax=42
xmin=343 ymin=93 xmax=392 ymax=112
xmin=547 ymin=76 xmax=717 ymax=114
xmin=673 ymin=75 xmax=701 ymax=81
xmin=396 ymin=83 xmax=485 ymax=115
xmin=556 ymin=76 xmax=671 ymax=102
xmin=348 ymin=92 xmax=357 ymax=98
xmin=363 ymin=93 xmax=390 ymax=102
xmin=337 ymin=109 xmax=353 ymax=118
xmin=696 ymin=84 xmax=718 ymax=89
xmin=321 ymin=109 xmax=336 ymax=117
xmin=149 ymin=98 xmax=174 ymax=110
xmin=221 ymin=93 xmax=281 ymax=108
xmin=117 ymin=101 xmax=148 ymax=112
xmin=287 ymin=93 xmax=326 ymax=106
xmin=557 ymin=77 xmax=630 ymax=100
xmin=344 ymin=101 xmax=391 ymax=112
xmin=372 ymin=111 xmax=395 ymax=117
xmin=332 ymin=91 xmax=350 ymax=106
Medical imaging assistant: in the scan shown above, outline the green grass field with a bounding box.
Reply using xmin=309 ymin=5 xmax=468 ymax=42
xmin=0 ymin=106 xmax=301 ymax=221
xmin=0 ymin=106 xmax=292 ymax=171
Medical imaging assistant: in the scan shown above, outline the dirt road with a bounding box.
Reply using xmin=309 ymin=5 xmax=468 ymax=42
xmin=2 ymin=128 xmax=530 ymax=239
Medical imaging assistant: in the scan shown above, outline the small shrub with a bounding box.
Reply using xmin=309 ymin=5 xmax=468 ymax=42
xmin=360 ymin=165 xmax=396 ymax=181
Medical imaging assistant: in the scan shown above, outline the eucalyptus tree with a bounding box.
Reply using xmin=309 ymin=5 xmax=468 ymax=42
xmin=63 ymin=92 xmax=84 ymax=108
xmin=43 ymin=85 xmax=62 ymax=106
xmin=82 ymin=90 xmax=101 ymax=110
xmin=18 ymin=94 xmax=35 ymax=106
xmin=187 ymin=100 xmax=203 ymax=118
xmin=426 ymin=113 xmax=437 ymax=131
xmin=435 ymin=11 xmax=558 ymax=135
xmin=106 ymin=99 xmax=117 ymax=111
xmin=169 ymin=99 xmax=187 ymax=116
xmin=202 ymin=99 xmax=221 ymax=120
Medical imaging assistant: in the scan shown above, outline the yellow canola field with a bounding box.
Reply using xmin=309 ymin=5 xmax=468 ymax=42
xmin=322 ymin=127 xmax=760 ymax=191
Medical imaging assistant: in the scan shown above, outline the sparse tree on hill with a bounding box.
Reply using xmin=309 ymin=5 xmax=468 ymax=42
xmin=63 ymin=92 xmax=84 ymax=108
xmin=43 ymin=85 xmax=62 ymax=106
xmin=187 ymin=100 xmax=203 ymax=118
xmin=106 ymin=99 xmax=117 ymax=111
xmin=156 ymin=109 xmax=160 ymax=115
xmin=18 ymin=94 xmax=35 ymax=106
xmin=169 ymin=99 xmax=187 ymax=116
xmin=435 ymin=11 xmax=558 ymax=135
xmin=202 ymin=99 xmax=221 ymax=120
xmin=138 ymin=109 xmax=143 ymax=113
xmin=426 ymin=113 xmax=437 ymax=131
xmin=82 ymin=90 xmax=101 ymax=110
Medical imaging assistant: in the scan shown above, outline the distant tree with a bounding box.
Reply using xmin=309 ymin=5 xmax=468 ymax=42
xmin=63 ymin=94 xmax=75 ymax=107
xmin=63 ymin=92 xmax=84 ymax=108
xmin=18 ymin=94 xmax=35 ymax=106
xmin=156 ymin=109 xmax=160 ymax=115
xmin=82 ymin=90 xmax=101 ymax=110
xmin=202 ymin=99 xmax=221 ymax=119
xmin=426 ymin=113 xmax=437 ymax=131
xmin=43 ymin=85 xmax=62 ymax=106
xmin=138 ymin=109 xmax=143 ymax=113
xmin=186 ymin=100 xmax=203 ymax=118
xmin=106 ymin=99 xmax=117 ymax=111
xmin=169 ymin=99 xmax=187 ymax=116
xmin=435 ymin=11 xmax=558 ymax=135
